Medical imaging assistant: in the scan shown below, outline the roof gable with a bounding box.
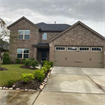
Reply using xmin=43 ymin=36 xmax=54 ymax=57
xmin=7 ymin=16 xmax=39 ymax=29
xmin=47 ymin=21 xmax=105 ymax=43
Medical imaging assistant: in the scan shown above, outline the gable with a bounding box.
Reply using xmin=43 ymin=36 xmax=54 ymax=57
xmin=8 ymin=16 xmax=39 ymax=29
xmin=49 ymin=23 xmax=105 ymax=46
xmin=48 ymin=21 xmax=105 ymax=43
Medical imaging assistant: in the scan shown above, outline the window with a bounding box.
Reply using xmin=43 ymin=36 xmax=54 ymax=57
xmin=79 ymin=47 xmax=90 ymax=51
xmin=91 ymin=47 xmax=102 ymax=52
xmin=18 ymin=30 xmax=30 ymax=39
xmin=17 ymin=49 xmax=29 ymax=59
xmin=42 ymin=33 xmax=47 ymax=40
xmin=55 ymin=46 xmax=66 ymax=51
xmin=67 ymin=47 xmax=78 ymax=51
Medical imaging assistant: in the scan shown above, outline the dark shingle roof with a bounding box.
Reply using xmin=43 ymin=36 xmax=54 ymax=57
xmin=36 ymin=22 xmax=71 ymax=32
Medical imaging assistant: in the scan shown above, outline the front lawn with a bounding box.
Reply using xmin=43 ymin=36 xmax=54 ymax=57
xmin=0 ymin=64 xmax=35 ymax=86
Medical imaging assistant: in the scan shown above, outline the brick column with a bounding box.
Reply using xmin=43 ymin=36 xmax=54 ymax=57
xmin=34 ymin=47 xmax=37 ymax=60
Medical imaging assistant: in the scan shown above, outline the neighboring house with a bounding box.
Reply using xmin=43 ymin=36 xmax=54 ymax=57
xmin=8 ymin=16 xmax=105 ymax=68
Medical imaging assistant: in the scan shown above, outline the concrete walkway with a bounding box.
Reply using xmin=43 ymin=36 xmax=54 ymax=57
xmin=34 ymin=67 xmax=105 ymax=105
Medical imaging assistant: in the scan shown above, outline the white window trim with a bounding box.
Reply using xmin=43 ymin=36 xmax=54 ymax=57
xmin=55 ymin=46 xmax=66 ymax=51
xmin=17 ymin=49 xmax=29 ymax=59
xmin=67 ymin=47 xmax=78 ymax=51
xmin=91 ymin=47 xmax=102 ymax=52
xmin=42 ymin=33 xmax=47 ymax=40
xmin=79 ymin=47 xmax=90 ymax=52
xmin=18 ymin=30 xmax=30 ymax=40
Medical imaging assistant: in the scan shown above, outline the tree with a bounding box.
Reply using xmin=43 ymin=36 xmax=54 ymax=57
xmin=0 ymin=18 xmax=17 ymax=69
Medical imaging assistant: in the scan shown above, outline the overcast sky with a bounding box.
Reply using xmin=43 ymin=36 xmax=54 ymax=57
xmin=0 ymin=0 xmax=105 ymax=37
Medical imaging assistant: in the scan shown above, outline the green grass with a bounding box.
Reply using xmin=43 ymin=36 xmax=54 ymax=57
xmin=0 ymin=64 xmax=35 ymax=86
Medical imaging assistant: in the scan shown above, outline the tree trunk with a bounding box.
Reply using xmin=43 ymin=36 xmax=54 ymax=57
xmin=0 ymin=49 xmax=2 ymax=68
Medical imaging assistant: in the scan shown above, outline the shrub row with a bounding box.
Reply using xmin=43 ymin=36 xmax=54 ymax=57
xmin=21 ymin=60 xmax=53 ymax=82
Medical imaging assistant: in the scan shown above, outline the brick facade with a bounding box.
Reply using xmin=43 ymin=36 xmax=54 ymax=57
xmin=49 ymin=24 xmax=105 ymax=67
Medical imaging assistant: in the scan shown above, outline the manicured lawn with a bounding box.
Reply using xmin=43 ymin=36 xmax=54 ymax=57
xmin=0 ymin=64 xmax=35 ymax=86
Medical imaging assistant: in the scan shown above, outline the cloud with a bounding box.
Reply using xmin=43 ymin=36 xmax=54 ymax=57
xmin=1 ymin=0 xmax=105 ymax=36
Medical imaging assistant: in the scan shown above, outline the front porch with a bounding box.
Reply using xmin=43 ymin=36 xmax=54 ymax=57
xmin=33 ymin=43 xmax=49 ymax=63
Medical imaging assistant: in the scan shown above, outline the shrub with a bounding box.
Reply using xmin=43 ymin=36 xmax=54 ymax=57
xmin=43 ymin=60 xmax=50 ymax=65
xmin=7 ymin=79 xmax=14 ymax=87
xmin=16 ymin=58 xmax=20 ymax=64
xmin=21 ymin=73 xmax=35 ymax=83
xmin=21 ymin=58 xmax=26 ymax=64
xmin=50 ymin=61 xmax=54 ymax=67
xmin=3 ymin=52 xmax=10 ymax=64
xmin=31 ymin=60 xmax=39 ymax=68
xmin=34 ymin=70 xmax=45 ymax=82
xmin=41 ymin=67 xmax=48 ymax=73
xmin=43 ymin=64 xmax=51 ymax=70
xmin=29 ymin=58 xmax=34 ymax=61
xmin=24 ymin=59 xmax=31 ymax=67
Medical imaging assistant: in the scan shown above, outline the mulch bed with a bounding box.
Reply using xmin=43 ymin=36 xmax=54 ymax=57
xmin=20 ymin=65 xmax=38 ymax=70
xmin=3 ymin=70 xmax=50 ymax=90
xmin=0 ymin=67 xmax=8 ymax=71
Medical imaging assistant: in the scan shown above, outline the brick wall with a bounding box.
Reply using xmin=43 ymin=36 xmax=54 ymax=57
xmin=49 ymin=24 xmax=105 ymax=67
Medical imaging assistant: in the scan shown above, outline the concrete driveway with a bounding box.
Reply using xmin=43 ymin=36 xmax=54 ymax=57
xmin=34 ymin=67 xmax=105 ymax=105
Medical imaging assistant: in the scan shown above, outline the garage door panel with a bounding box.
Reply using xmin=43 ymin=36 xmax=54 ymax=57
xmin=54 ymin=46 xmax=103 ymax=68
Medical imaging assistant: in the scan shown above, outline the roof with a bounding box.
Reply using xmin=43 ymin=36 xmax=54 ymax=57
xmin=36 ymin=22 xmax=71 ymax=32
xmin=47 ymin=21 xmax=105 ymax=43
xmin=7 ymin=16 xmax=39 ymax=29
xmin=33 ymin=43 xmax=49 ymax=48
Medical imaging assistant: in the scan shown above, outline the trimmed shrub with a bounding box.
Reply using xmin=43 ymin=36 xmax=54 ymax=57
xmin=50 ymin=61 xmax=54 ymax=67
xmin=24 ymin=59 xmax=31 ymax=67
xmin=3 ymin=52 xmax=10 ymax=64
xmin=33 ymin=70 xmax=45 ymax=82
xmin=21 ymin=73 xmax=35 ymax=83
xmin=21 ymin=58 xmax=26 ymax=64
xmin=31 ymin=60 xmax=39 ymax=68
xmin=43 ymin=64 xmax=51 ymax=70
xmin=41 ymin=67 xmax=48 ymax=73
xmin=7 ymin=79 xmax=14 ymax=87
xmin=29 ymin=58 xmax=34 ymax=62
xmin=16 ymin=58 xmax=20 ymax=64
xmin=42 ymin=60 xmax=50 ymax=65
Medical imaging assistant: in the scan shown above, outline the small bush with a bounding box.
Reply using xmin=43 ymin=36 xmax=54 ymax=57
xmin=16 ymin=58 xmax=20 ymax=64
xmin=41 ymin=67 xmax=48 ymax=73
xmin=29 ymin=58 xmax=34 ymax=61
xmin=43 ymin=60 xmax=50 ymax=65
xmin=43 ymin=64 xmax=51 ymax=70
xmin=21 ymin=73 xmax=35 ymax=83
xmin=3 ymin=52 xmax=10 ymax=64
xmin=21 ymin=58 xmax=26 ymax=64
xmin=34 ymin=70 xmax=45 ymax=82
xmin=31 ymin=60 xmax=39 ymax=68
xmin=7 ymin=79 xmax=14 ymax=87
xmin=24 ymin=59 xmax=31 ymax=67
xmin=50 ymin=61 xmax=54 ymax=67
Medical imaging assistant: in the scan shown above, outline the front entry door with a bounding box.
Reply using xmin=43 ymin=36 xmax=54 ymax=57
xmin=41 ymin=50 xmax=47 ymax=60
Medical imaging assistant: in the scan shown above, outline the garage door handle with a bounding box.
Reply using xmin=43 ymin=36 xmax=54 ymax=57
xmin=65 ymin=57 xmax=67 ymax=60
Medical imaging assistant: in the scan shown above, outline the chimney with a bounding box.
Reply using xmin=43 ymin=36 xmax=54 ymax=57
xmin=55 ymin=21 xmax=56 ymax=24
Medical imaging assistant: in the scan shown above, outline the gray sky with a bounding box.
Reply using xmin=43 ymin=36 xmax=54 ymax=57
xmin=0 ymin=0 xmax=105 ymax=37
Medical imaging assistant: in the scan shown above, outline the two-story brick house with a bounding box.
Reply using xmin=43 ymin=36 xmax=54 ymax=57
xmin=8 ymin=16 xmax=105 ymax=68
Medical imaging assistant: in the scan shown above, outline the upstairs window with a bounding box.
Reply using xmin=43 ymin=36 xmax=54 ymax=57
xmin=18 ymin=30 xmax=30 ymax=39
xmin=42 ymin=33 xmax=47 ymax=40
xmin=17 ymin=49 xmax=29 ymax=59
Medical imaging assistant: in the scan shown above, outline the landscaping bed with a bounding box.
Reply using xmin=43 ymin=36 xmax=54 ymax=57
xmin=13 ymin=70 xmax=50 ymax=90
xmin=20 ymin=65 xmax=38 ymax=70
xmin=0 ymin=67 xmax=8 ymax=71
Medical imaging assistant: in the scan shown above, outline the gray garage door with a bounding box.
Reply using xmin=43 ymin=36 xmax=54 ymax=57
xmin=54 ymin=46 xmax=103 ymax=68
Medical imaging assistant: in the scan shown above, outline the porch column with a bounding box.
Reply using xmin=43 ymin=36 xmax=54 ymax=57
xmin=34 ymin=47 xmax=37 ymax=60
xmin=49 ymin=43 xmax=54 ymax=62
